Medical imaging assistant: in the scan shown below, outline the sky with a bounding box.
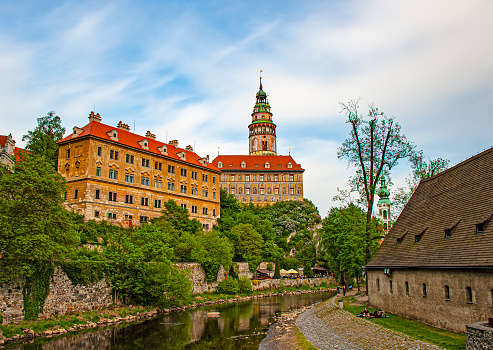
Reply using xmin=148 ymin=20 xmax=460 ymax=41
xmin=1 ymin=0 xmax=493 ymax=217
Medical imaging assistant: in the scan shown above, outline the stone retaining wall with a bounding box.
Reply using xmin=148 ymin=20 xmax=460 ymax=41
xmin=252 ymin=277 xmax=334 ymax=290
xmin=466 ymin=322 xmax=493 ymax=349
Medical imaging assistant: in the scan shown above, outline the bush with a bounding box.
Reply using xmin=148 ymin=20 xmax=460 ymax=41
xmin=238 ymin=277 xmax=253 ymax=295
xmin=217 ymin=278 xmax=239 ymax=295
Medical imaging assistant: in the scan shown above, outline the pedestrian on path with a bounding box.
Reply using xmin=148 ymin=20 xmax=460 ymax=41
xmin=343 ymin=286 xmax=346 ymax=296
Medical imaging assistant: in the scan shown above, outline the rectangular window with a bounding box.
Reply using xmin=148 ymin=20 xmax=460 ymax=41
xmin=97 ymin=147 xmax=102 ymax=156
xmin=180 ymin=185 xmax=187 ymax=194
xmin=191 ymin=205 xmax=198 ymax=213
xmin=140 ymin=216 xmax=148 ymax=223
xmin=445 ymin=285 xmax=450 ymax=301
xmin=181 ymin=168 xmax=187 ymax=177
xmin=96 ymin=166 xmax=101 ymax=177
xmin=141 ymin=176 xmax=149 ymax=186
xmin=259 ymin=175 xmax=264 ymax=181
xmin=212 ymin=176 xmax=216 ymax=184
xmin=154 ymin=179 xmax=162 ymax=188
xmin=290 ymin=174 xmax=294 ymax=181
xmin=168 ymin=182 xmax=175 ymax=191
xmin=126 ymin=154 xmax=134 ymax=164
xmin=202 ymin=207 xmax=208 ymax=215
xmin=66 ymin=149 xmax=70 ymax=159
xmin=125 ymin=194 xmax=133 ymax=204
xmin=108 ymin=191 xmax=117 ymax=202
xmin=141 ymin=197 xmax=149 ymax=206
xmin=94 ymin=211 xmax=100 ymax=218
xmin=95 ymin=189 xmax=100 ymax=199
xmin=466 ymin=286 xmax=473 ymax=303
xmin=390 ymin=280 xmax=393 ymax=293
xmin=405 ymin=281 xmax=409 ymax=295
xmin=125 ymin=173 xmax=134 ymax=183
xmin=274 ymin=175 xmax=279 ymax=181
xmin=423 ymin=283 xmax=427 ymax=297
xmin=154 ymin=199 xmax=162 ymax=208
xmin=213 ymin=191 xmax=216 ymax=199
xmin=231 ymin=175 xmax=235 ymax=181
xmin=377 ymin=278 xmax=380 ymax=292
xmin=213 ymin=208 xmax=216 ymax=217
xmin=168 ymin=165 xmax=175 ymax=173
xmin=155 ymin=162 xmax=162 ymax=170
xmin=231 ymin=188 xmax=236 ymax=194
xmin=260 ymin=188 xmax=265 ymax=195
xmin=181 ymin=203 xmax=187 ymax=209
xmin=274 ymin=188 xmax=279 ymax=195
xmin=203 ymin=223 xmax=209 ymax=230
xmin=74 ymin=189 xmax=79 ymax=199
xmin=141 ymin=158 xmax=149 ymax=167
xmin=110 ymin=150 xmax=119 ymax=160
xmin=203 ymin=190 xmax=208 ymax=197
xmin=290 ymin=188 xmax=294 ymax=195
xmin=192 ymin=187 xmax=198 ymax=195
xmin=246 ymin=188 xmax=250 ymax=195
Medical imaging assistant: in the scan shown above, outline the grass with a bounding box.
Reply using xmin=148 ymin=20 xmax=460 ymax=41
xmin=295 ymin=327 xmax=318 ymax=350
xmin=341 ymin=295 xmax=466 ymax=350
xmin=0 ymin=306 xmax=152 ymax=340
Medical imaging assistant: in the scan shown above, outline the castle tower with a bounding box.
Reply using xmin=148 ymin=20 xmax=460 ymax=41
xmin=248 ymin=74 xmax=277 ymax=155
xmin=377 ymin=176 xmax=392 ymax=233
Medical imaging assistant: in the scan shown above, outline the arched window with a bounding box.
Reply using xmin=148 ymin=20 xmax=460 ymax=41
xmin=383 ymin=210 xmax=387 ymax=219
xmin=253 ymin=187 xmax=257 ymax=194
xmin=239 ymin=187 xmax=243 ymax=194
xmin=282 ymin=188 xmax=286 ymax=194
xmin=297 ymin=187 xmax=301 ymax=194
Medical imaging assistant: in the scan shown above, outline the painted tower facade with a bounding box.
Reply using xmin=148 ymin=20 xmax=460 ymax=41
xmin=377 ymin=176 xmax=391 ymax=233
xmin=248 ymin=76 xmax=277 ymax=155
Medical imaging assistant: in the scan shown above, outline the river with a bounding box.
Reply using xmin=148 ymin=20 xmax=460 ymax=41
xmin=9 ymin=291 xmax=334 ymax=350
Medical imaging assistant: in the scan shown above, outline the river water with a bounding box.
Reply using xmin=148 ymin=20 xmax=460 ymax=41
xmin=9 ymin=291 xmax=334 ymax=350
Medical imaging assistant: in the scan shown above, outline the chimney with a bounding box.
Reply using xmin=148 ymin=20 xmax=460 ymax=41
xmin=169 ymin=140 xmax=178 ymax=147
xmin=185 ymin=145 xmax=193 ymax=152
xmin=88 ymin=111 xmax=102 ymax=123
xmin=117 ymin=121 xmax=130 ymax=131
xmin=145 ymin=131 xmax=156 ymax=140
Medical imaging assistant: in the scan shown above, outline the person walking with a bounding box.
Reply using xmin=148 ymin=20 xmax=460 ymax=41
xmin=343 ymin=286 xmax=346 ymax=296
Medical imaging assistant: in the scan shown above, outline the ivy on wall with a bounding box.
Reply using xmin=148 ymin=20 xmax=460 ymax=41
xmin=22 ymin=261 xmax=55 ymax=321
xmin=59 ymin=261 xmax=106 ymax=286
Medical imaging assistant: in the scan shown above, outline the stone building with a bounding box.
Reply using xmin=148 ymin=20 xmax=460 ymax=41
xmin=366 ymin=147 xmax=493 ymax=333
xmin=0 ymin=134 xmax=21 ymax=169
xmin=211 ymin=76 xmax=304 ymax=205
xmin=57 ymin=112 xmax=221 ymax=229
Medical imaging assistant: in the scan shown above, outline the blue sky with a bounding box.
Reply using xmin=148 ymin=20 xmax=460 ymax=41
xmin=1 ymin=0 xmax=493 ymax=216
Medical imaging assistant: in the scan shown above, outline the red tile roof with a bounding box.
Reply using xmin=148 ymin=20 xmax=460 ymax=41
xmin=367 ymin=147 xmax=493 ymax=269
xmin=0 ymin=135 xmax=7 ymax=148
xmin=211 ymin=154 xmax=304 ymax=171
xmin=14 ymin=147 xmax=26 ymax=162
xmin=58 ymin=120 xmax=220 ymax=172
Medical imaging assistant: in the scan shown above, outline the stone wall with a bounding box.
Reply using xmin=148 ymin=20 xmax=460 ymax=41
xmin=466 ymin=322 xmax=493 ymax=349
xmin=175 ymin=262 xmax=227 ymax=294
xmin=367 ymin=268 xmax=493 ymax=333
xmin=252 ymin=277 xmax=333 ymax=291
xmin=42 ymin=267 xmax=113 ymax=318
xmin=0 ymin=281 xmax=24 ymax=324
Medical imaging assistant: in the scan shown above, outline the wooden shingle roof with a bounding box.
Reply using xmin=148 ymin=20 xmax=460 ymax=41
xmin=367 ymin=147 xmax=493 ymax=269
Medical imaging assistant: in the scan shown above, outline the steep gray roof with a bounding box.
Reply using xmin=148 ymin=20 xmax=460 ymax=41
xmin=367 ymin=147 xmax=493 ymax=269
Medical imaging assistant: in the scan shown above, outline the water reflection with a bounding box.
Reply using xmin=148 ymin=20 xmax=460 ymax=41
xmin=12 ymin=292 xmax=334 ymax=350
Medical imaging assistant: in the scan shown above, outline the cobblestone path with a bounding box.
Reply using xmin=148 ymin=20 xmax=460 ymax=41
xmin=295 ymin=295 xmax=445 ymax=350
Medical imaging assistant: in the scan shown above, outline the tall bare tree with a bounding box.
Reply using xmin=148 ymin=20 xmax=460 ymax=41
xmin=338 ymin=100 xmax=415 ymax=263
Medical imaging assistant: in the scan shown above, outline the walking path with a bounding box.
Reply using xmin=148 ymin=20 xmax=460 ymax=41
xmin=295 ymin=291 xmax=444 ymax=350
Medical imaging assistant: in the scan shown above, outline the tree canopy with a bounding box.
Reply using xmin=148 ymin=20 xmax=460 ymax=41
xmin=0 ymin=154 xmax=79 ymax=282
xmin=22 ymin=111 xmax=66 ymax=171
xmin=338 ymin=100 xmax=415 ymax=262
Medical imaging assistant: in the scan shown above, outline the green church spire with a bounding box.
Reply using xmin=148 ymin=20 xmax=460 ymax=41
xmin=378 ymin=176 xmax=391 ymax=205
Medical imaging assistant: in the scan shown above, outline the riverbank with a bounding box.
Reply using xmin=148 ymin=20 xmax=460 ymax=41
xmin=0 ymin=288 xmax=334 ymax=348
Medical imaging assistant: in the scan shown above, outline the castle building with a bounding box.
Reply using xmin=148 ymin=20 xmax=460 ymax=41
xmin=57 ymin=112 xmax=221 ymax=229
xmin=377 ymin=176 xmax=391 ymax=232
xmin=211 ymin=76 xmax=304 ymax=205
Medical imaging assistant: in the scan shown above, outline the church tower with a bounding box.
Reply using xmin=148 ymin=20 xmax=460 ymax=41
xmin=377 ymin=176 xmax=392 ymax=233
xmin=248 ymin=74 xmax=277 ymax=155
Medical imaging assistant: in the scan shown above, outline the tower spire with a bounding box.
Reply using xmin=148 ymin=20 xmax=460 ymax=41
xmin=249 ymin=73 xmax=277 ymax=155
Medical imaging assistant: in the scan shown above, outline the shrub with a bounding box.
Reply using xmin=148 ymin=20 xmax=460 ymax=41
xmin=217 ymin=278 xmax=239 ymax=295
xmin=238 ymin=277 xmax=253 ymax=295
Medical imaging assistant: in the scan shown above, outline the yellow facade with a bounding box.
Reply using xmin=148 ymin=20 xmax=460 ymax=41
xmin=58 ymin=116 xmax=220 ymax=229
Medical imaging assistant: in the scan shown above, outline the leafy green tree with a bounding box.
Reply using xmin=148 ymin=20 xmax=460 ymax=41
xmin=191 ymin=230 xmax=233 ymax=281
xmin=22 ymin=111 xmax=66 ymax=171
xmin=153 ymin=199 xmax=203 ymax=234
xmin=320 ymin=203 xmax=381 ymax=291
xmin=338 ymin=100 xmax=415 ymax=262
xmin=232 ymin=223 xmax=263 ymax=271
xmin=0 ymin=154 xmax=79 ymax=282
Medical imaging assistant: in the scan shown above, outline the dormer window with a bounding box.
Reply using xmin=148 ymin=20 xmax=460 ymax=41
xmin=241 ymin=161 xmax=246 ymax=168
xmin=217 ymin=162 xmax=223 ymax=168
xmin=287 ymin=162 xmax=293 ymax=169
xmin=476 ymin=216 xmax=491 ymax=234
xmin=445 ymin=220 xmax=460 ymax=239
xmin=396 ymin=232 xmax=407 ymax=246
xmin=415 ymin=228 xmax=428 ymax=243
xmin=264 ymin=162 xmax=270 ymax=169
